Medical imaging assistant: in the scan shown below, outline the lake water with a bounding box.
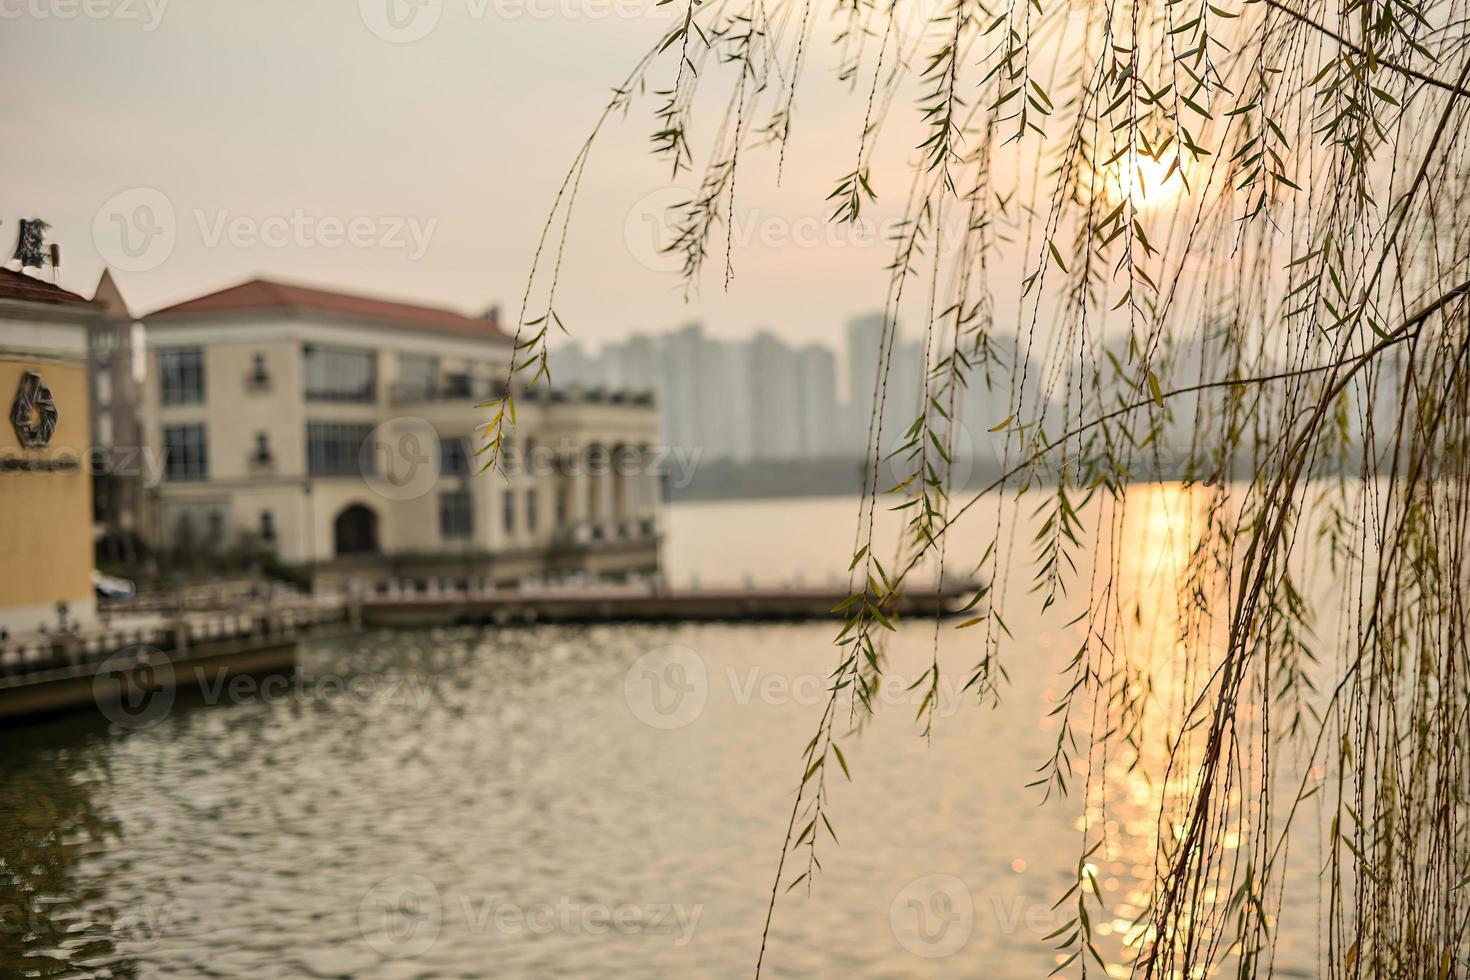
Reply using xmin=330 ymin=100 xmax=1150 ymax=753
xmin=1 ymin=493 xmax=1322 ymax=978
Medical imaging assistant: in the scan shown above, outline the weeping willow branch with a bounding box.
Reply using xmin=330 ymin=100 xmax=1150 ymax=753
xmin=1260 ymin=0 xmax=1470 ymax=100
xmin=506 ymin=0 xmax=1470 ymax=973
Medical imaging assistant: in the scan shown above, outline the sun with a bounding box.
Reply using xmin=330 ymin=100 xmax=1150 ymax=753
xmin=1109 ymin=152 xmax=1189 ymax=209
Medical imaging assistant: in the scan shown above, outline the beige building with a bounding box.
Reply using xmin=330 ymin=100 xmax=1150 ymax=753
xmin=142 ymin=278 xmax=661 ymax=587
xmin=0 ymin=267 xmax=99 ymax=634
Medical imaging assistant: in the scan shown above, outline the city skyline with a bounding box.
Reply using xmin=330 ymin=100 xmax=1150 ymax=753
xmin=550 ymin=314 xmax=1017 ymax=464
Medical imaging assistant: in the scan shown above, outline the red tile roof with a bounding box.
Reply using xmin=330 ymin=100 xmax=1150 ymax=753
xmin=0 ymin=266 xmax=95 ymax=306
xmin=148 ymin=278 xmax=508 ymax=341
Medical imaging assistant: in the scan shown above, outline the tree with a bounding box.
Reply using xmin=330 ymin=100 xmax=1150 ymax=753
xmin=486 ymin=1 xmax=1470 ymax=975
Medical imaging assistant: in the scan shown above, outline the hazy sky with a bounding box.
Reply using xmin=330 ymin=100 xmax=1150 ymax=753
xmin=0 ymin=0 xmax=942 ymax=346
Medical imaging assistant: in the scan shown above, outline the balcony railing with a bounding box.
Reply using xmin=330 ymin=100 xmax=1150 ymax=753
xmin=390 ymin=377 xmax=505 ymax=405
xmin=390 ymin=380 xmax=657 ymax=408
xmin=549 ymin=518 xmax=659 ymax=550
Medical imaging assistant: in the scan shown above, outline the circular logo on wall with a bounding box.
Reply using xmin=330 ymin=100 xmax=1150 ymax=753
xmin=10 ymin=371 xmax=59 ymax=449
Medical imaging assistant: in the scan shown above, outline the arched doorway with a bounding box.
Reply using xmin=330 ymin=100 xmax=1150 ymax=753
xmin=334 ymin=504 xmax=379 ymax=556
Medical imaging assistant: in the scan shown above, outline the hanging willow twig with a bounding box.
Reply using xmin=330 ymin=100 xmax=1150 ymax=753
xmin=492 ymin=0 xmax=1470 ymax=973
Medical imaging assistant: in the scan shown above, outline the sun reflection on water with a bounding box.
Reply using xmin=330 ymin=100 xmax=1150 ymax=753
xmin=1067 ymin=482 xmax=1247 ymax=977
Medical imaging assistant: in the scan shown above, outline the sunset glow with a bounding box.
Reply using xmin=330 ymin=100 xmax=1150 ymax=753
xmin=1110 ymin=152 xmax=1189 ymax=209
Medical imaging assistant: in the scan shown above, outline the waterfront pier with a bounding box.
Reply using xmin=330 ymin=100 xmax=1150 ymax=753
xmin=0 ymin=581 xmax=977 ymax=725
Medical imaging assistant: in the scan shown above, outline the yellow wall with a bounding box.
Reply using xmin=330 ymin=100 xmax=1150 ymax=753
xmin=0 ymin=358 xmax=94 ymax=620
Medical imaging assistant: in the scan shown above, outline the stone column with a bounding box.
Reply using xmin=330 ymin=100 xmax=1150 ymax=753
xmin=568 ymin=446 xmax=589 ymax=543
xmin=642 ymin=444 xmax=660 ymax=536
xmin=622 ymin=446 xmax=641 ymax=533
xmin=596 ymin=451 xmax=615 ymax=540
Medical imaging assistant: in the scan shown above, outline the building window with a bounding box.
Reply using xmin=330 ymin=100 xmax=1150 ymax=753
xmin=163 ymin=424 xmax=208 ymax=481
xmin=502 ymin=490 xmax=515 ymax=535
xmin=253 ymin=432 xmax=273 ymax=465
xmin=526 ymin=489 xmax=538 ymax=533
xmin=95 ymin=370 xmax=111 ymax=407
xmin=399 ymin=353 xmax=438 ymax=399
xmin=250 ymin=352 xmax=270 ymax=387
xmin=441 ymin=436 xmax=470 ymax=477
xmin=303 ymin=345 xmax=376 ymax=402
xmin=260 ymin=510 xmax=276 ymax=543
xmin=306 ymin=422 xmax=374 ymax=476
xmin=159 ymin=348 xmax=204 ymax=405
xmin=440 ymin=490 xmax=473 ymax=539
xmin=555 ymin=486 xmax=568 ymax=529
xmin=443 ymin=372 xmax=472 ymax=398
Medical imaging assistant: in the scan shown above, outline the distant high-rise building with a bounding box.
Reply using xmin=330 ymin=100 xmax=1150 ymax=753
xmin=745 ymin=331 xmax=803 ymax=459
xmin=795 ymin=343 xmax=839 ymax=456
xmin=549 ymin=341 xmax=599 ymax=389
xmin=845 ymin=313 xmax=923 ymax=457
xmin=845 ymin=313 xmax=883 ymax=455
xmin=659 ymin=323 xmax=705 ymax=454
xmin=549 ymin=314 xmax=982 ymax=465
xmin=698 ymin=333 xmax=752 ymax=461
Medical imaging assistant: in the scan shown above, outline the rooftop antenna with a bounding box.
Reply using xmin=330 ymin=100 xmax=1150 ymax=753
xmin=11 ymin=218 xmax=50 ymax=272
